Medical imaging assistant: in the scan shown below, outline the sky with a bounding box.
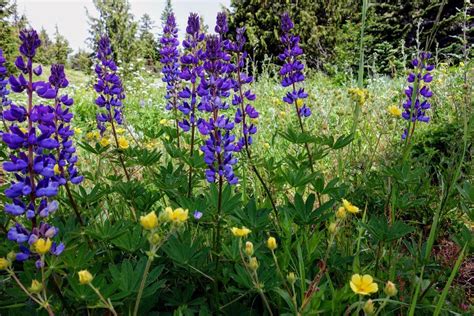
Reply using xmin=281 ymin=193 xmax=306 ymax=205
xmin=14 ymin=0 xmax=232 ymax=53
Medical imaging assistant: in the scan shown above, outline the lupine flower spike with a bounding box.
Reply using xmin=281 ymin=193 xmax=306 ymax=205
xmin=160 ymin=12 xmax=181 ymax=147
xmin=0 ymin=49 xmax=11 ymax=130
xmin=94 ymin=36 xmax=131 ymax=181
xmin=178 ymin=13 xmax=205 ymax=196
xmin=402 ymin=52 xmax=434 ymax=140
xmin=279 ymin=12 xmax=314 ymax=170
xmin=1 ymin=29 xmax=65 ymax=268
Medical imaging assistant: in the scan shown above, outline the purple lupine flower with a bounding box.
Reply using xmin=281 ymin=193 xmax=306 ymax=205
xmin=1 ymin=29 xmax=64 ymax=264
xmin=401 ymin=52 xmax=434 ymax=139
xmin=0 ymin=49 xmax=11 ymax=126
xmin=94 ymin=36 xmax=125 ymax=135
xmin=49 ymin=64 xmax=83 ymax=185
xmin=279 ymin=12 xmax=310 ymax=118
xmin=178 ymin=13 xmax=205 ymax=133
xmin=160 ymin=12 xmax=181 ymax=111
xmin=196 ymin=35 xmax=238 ymax=185
xmin=193 ymin=210 xmax=203 ymax=220
xmin=230 ymin=27 xmax=258 ymax=151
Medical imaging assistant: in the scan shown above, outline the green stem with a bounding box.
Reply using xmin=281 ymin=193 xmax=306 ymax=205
xmin=133 ymin=254 xmax=154 ymax=316
xmin=89 ymin=284 xmax=117 ymax=316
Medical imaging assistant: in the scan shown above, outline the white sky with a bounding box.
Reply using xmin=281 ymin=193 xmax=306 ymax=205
xmin=15 ymin=0 xmax=231 ymax=53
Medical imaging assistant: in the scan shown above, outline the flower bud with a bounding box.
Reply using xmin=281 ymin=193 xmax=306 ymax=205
xmin=78 ymin=270 xmax=94 ymax=285
xmin=7 ymin=251 xmax=16 ymax=262
xmin=267 ymin=236 xmax=277 ymax=251
xmin=0 ymin=257 xmax=10 ymax=270
xmin=245 ymin=241 xmax=254 ymax=256
xmin=328 ymin=222 xmax=337 ymax=234
xmin=248 ymin=257 xmax=259 ymax=271
xmin=29 ymin=279 xmax=43 ymax=294
xmin=336 ymin=206 xmax=346 ymax=219
xmin=149 ymin=233 xmax=161 ymax=245
xmin=287 ymin=272 xmax=296 ymax=285
xmin=384 ymin=281 xmax=397 ymax=297
xmin=363 ymin=299 xmax=375 ymax=315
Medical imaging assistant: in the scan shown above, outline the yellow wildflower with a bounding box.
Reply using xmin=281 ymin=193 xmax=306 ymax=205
xmin=159 ymin=118 xmax=168 ymax=125
xmin=118 ymin=136 xmax=129 ymax=150
xmin=74 ymin=127 xmax=83 ymax=134
xmin=296 ymin=99 xmax=304 ymax=107
xmin=33 ymin=238 xmax=52 ymax=255
xmin=86 ymin=131 xmax=100 ymax=141
xmin=336 ymin=206 xmax=347 ymax=219
xmin=99 ymin=137 xmax=110 ymax=147
xmin=116 ymin=127 xmax=125 ymax=135
xmin=342 ymin=199 xmax=360 ymax=214
xmin=20 ymin=127 xmax=28 ymax=134
xmin=348 ymin=88 xmax=369 ymax=106
xmin=164 ymin=207 xmax=189 ymax=224
xmin=245 ymin=241 xmax=254 ymax=256
xmin=350 ymin=274 xmax=378 ymax=295
xmin=388 ymin=105 xmax=402 ymax=117
xmin=231 ymin=226 xmax=251 ymax=238
xmin=0 ymin=257 xmax=10 ymax=270
xmin=78 ymin=270 xmax=94 ymax=285
xmin=140 ymin=211 xmax=159 ymax=230
xmin=267 ymin=236 xmax=277 ymax=251
xmin=279 ymin=111 xmax=286 ymax=117
xmin=263 ymin=142 xmax=270 ymax=150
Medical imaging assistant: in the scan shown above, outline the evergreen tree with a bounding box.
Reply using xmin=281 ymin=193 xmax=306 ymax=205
xmin=70 ymin=49 xmax=93 ymax=73
xmin=51 ymin=25 xmax=72 ymax=65
xmin=139 ymin=13 xmax=158 ymax=71
xmin=0 ymin=0 xmax=21 ymax=72
xmin=35 ymin=27 xmax=52 ymax=65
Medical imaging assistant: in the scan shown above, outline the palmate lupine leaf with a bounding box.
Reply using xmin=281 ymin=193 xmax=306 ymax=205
xmin=361 ymin=216 xmax=415 ymax=243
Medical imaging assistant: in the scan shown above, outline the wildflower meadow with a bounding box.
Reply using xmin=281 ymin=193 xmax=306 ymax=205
xmin=0 ymin=0 xmax=472 ymax=315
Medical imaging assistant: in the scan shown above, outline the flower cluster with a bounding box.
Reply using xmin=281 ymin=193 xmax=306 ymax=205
xmin=178 ymin=13 xmax=204 ymax=132
xmin=197 ymin=35 xmax=238 ymax=184
xmin=402 ymin=52 xmax=434 ymax=139
xmin=0 ymin=49 xmax=11 ymax=125
xmin=160 ymin=13 xmax=181 ymax=114
xmin=49 ymin=64 xmax=83 ymax=185
xmin=94 ymin=36 xmax=125 ymax=136
xmin=279 ymin=13 xmax=310 ymax=118
xmin=1 ymin=29 xmax=67 ymax=266
xmin=231 ymin=27 xmax=259 ymax=151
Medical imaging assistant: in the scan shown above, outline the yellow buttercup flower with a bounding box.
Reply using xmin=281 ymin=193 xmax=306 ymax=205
xmin=336 ymin=206 xmax=347 ymax=219
xmin=116 ymin=127 xmax=126 ymax=135
xmin=33 ymin=238 xmax=52 ymax=255
xmin=78 ymin=270 xmax=93 ymax=285
xmin=99 ymin=137 xmax=110 ymax=147
xmin=74 ymin=127 xmax=83 ymax=134
xmin=263 ymin=143 xmax=270 ymax=150
xmin=296 ymin=99 xmax=304 ymax=107
xmin=0 ymin=257 xmax=10 ymax=270
xmin=231 ymin=226 xmax=251 ymax=238
xmin=164 ymin=207 xmax=189 ymax=224
xmin=342 ymin=199 xmax=360 ymax=214
xmin=348 ymin=88 xmax=369 ymax=106
xmin=118 ymin=136 xmax=129 ymax=150
xmin=388 ymin=105 xmax=402 ymax=117
xmin=140 ymin=211 xmax=159 ymax=230
xmin=54 ymin=164 xmax=61 ymax=175
xmin=86 ymin=131 xmax=100 ymax=141
xmin=267 ymin=236 xmax=277 ymax=251
xmin=279 ymin=111 xmax=286 ymax=117
xmin=159 ymin=118 xmax=168 ymax=125
xmin=350 ymin=274 xmax=378 ymax=295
